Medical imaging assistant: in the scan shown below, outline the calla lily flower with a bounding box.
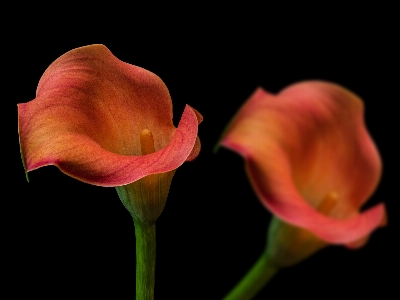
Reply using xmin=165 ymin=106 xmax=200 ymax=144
xmin=18 ymin=44 xmax=202 ymax=221
xmin=219 ymin=81 xmax=385 ymax=267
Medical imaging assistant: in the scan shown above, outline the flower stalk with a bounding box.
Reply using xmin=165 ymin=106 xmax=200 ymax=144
xmin=218 ymin=81 xmax=385 ymax=299
xmin=134 ymin=220 xmax=156 ymax=300
xmin=223 ymin=250 xmax=278 ymax=300
xmin=219 ymin=82 xmax=385 ymax=246
xmin=18 ymin=44 xmax=202 ymax=300
xmin=116 ymin=129 xmax=173 ymax=299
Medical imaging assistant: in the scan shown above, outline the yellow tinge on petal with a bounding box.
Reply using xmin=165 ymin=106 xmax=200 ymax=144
xmin=18 ymin=45 xmax=202 ymax=187
xmin=220 ymin=81 xmax=385 ymax=267
xmin=18 ymin=44 xmax=203 ymax=223
xmin=116 ymin=129 xmax=175 ymax=223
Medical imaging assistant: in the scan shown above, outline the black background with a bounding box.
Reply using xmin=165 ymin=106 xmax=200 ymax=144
xmin=10 ymin=5 xmax=397 ymax=299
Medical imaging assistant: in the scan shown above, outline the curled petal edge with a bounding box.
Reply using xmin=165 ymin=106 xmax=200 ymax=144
xmin=222 ymin=139 xmax=386 ymax=245
xmin=20 ymin=105 xmax=200 ymax=187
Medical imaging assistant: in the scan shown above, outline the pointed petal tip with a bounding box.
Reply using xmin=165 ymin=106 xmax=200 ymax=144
xmin=22 ymin=160 xmax=30 ymax=183
xmin=247 ymin=86 xmax=275 ymax=104
xmin=182 ymin=105 xmax=202 ymax=162
xmin=18 ymin=45 xmax=201 ymax=187
xmin=212 ymin=143 xmax=220 ymax=154
xmin=283 ymin=201 xmax=387 ymax=245
xmin=221 ymin=79 xmax=383 ymax=246
xmin=21 ymin=103 xmax=201 ymax=187
xmin=253 ymin=86 xmax=271 ymax=98
xmin=187 ymin=105 xmax=203 ymax=125
xmin=345 ymin=203 xmax=387 ymax=249
xmin=220 ymin=139 xmax=251 ymax=159
xmin=212 ymin=86 xmax=275 ymax=155
xmin=18 ymin=105 xmax=30 ymax=183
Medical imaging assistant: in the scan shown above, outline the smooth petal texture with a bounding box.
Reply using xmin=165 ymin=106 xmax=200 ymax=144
xmin=221 ymin=81 xmax=385 ymax=245
xmin=18 ymin=45 xmax=201 ymax=187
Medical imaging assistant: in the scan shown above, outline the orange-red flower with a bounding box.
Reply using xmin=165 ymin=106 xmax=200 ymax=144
xmin=18 ymin=45 xmax=201 ymax=220
xmin=219 ymin=81 xmax=385 ymax=266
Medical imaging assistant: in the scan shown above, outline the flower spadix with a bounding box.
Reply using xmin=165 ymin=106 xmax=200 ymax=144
xmin=18 ymin=44 xmax=202 ymax=222
xmin=219 ymin=81 xmax=385 ymax=267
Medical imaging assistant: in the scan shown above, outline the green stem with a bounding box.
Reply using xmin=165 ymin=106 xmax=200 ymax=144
xmin=134 ymin=220 xmax=156 ymax=300
xmin=223 ymin=250 xmax=278 ymax=300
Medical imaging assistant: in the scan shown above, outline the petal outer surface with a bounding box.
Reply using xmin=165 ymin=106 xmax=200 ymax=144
xmin=221 ymin=81 xmax=385 ymax=244
xmin=18 ymin=45 xmax=200 ymax=186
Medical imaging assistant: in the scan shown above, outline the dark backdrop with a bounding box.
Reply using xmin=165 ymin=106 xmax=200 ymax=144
xmin=11 ymin=6 xmax=397 ymax=299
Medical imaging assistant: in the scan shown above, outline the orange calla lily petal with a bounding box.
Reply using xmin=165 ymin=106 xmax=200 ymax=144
xmin=18 ymin=44 xmax=201 ymax=187
xmin=220 ymin=81 xmax=385 ymax=245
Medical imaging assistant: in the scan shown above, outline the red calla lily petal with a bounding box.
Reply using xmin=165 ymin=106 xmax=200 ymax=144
xmin=18 ymin=44 xmax=201 ymax=187
xmin=221 ymin=81 xmax=385 ymax=245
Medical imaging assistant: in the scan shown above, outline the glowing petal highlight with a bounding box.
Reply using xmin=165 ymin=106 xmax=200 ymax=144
xmin=221 ymin=81 xmax=385 ymax=246
xmin=18 ymin=44 xmax=201 ymax=187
